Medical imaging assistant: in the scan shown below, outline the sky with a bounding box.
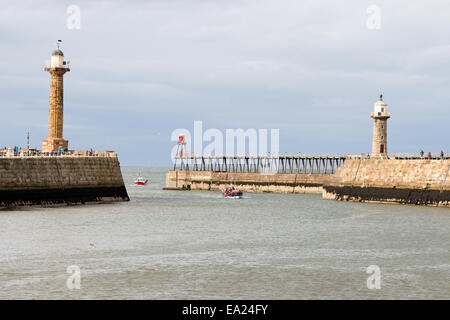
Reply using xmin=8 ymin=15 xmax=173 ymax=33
xmin=0 ymin=0 xmax=449 ymax=166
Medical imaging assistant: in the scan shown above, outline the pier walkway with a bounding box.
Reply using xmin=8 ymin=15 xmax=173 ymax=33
xmin=173 ymin=153 xmax=450 ymax=175
xmin=0 ymin=150 xmax=118 ymax=158
xmin=173 ymin=154 xmax=348 ymax=174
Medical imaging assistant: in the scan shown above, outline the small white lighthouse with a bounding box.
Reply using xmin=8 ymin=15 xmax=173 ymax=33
xmin=370 ymin=94 xmax=391 ymax=158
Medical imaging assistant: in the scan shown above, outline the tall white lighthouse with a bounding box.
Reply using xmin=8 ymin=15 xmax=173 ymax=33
xmin=42 ymin=41 xmax=70 ymax=152
xmin=370 ymin=94 xmax=391 ymax=158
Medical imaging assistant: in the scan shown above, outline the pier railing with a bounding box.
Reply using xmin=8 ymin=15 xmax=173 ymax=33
xmin=388 ymin=152 xmax=450 ymax=160
xmin=173 ymin=154 xmax=349 ymax=174
xmin=0 ymin=150 xmax=118 ymax=158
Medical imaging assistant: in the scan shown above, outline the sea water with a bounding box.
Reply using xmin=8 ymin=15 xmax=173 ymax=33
xmin=0 ymin=167 xmax=449 ymax=299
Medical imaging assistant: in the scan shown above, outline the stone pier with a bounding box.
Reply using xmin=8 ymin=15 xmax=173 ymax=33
xmin=165 ymin=170 xmax=327 ymax=194
xmin=322 ymin=158 xmax=450 ymax=207
xmin=0 ymin=155 xmax=129 ymax=207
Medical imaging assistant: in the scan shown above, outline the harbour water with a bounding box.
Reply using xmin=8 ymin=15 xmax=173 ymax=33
xmin=0 ymin=167 xmax=449 ymax=299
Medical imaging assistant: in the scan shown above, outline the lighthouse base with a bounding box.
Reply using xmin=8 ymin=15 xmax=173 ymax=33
xmin=42 ymin=138 xmax=68 ymax=152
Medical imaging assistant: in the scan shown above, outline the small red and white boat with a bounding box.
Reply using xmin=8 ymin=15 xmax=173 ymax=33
xmin=134 ymin=172 xmax=148 ymax=186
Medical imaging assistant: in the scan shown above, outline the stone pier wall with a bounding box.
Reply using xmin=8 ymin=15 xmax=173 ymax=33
xmin=165 ymin=170 xmax=327 ymax=194
xmin=322 ymin=159 xmax=450 ymax=207
xmin=0 ymin=156 xmax=129 ymax=207
xmin=165 ymin=159 xmax=450 ymax=207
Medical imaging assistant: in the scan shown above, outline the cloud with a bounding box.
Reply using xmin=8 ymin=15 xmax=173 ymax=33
xmin=0 ymin=0 xmax=449 ymax=164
